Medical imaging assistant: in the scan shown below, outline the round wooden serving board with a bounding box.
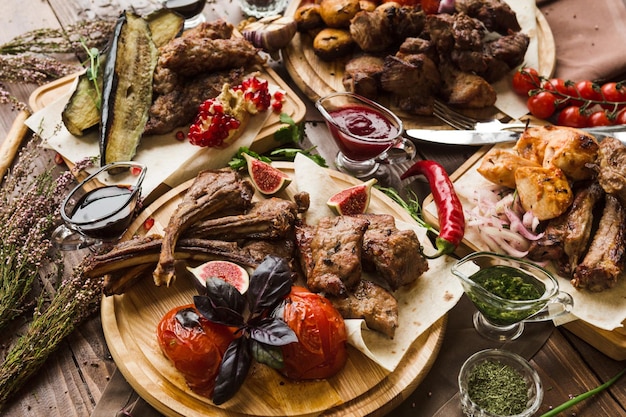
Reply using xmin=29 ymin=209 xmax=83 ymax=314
xmin=101 ymin=163 xmax=446 ymax=417
xmin=282 ymin=1 xmax=556 ymax=129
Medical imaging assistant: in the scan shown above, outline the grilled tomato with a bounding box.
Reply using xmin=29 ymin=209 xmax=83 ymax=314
xmin=157 ymin=304 xmax=234 ymax=397
xmin=277 ymin=286 xmax=348 ymax=380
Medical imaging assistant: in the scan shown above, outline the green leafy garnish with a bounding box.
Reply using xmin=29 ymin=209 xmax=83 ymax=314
xmin=376 ymin=185 xmax=438 ymax=235
xmin=193 ymin=256 xmax=297 ymax=405
xmin=274 ymin=112 xmax=304 ymax=144
xmin=540 ymin=368 xmax=625 ymax=417
xmin=79 ymin=38 xmax=101 ymax=110
xmin=228 ymin=147 xmax=271 ymax=171
xmin=270 ymin=147 xmax=327 ymax=167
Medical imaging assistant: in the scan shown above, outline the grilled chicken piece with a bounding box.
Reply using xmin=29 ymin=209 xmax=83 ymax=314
xmin=327 ymin=280 xmax=399 ymax=338
xmin=514 ymin=126 xmax=599 ymax=180
xmin=572 ymin=195 xmax=626 ymax=292
xmin=357 ymin=214 xmax=428 ymax=290
xmin=477 ymin=148 xmax=541 ymax=189
xmin=596 ymin=136 xmax=626 ymax=207
xmin=186 ymin=197 xmax=299 ymax=241
xmin=153 ymin=169 xmax=254 ymax=286
xmin=514 ymin=165 xmax=573 ymax=221
xmin=295 ymin=216 xmax=370 ymax=296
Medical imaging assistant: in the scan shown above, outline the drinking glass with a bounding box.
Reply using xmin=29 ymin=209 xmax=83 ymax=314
xmin=451 ymin=252 xmax=574 ymax=341
xmin=316 ymin=92 xmax=416 ymax=178
xmin=52 ymin=162 xmax=147 ymax=251
xmin=161 ymin=0 xmax=207 ymax=29
xmin=238 ymin=0 xmax=289 ymax=18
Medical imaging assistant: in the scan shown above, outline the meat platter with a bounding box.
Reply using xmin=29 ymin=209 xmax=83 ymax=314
xmin=100 ymin=162 xmax=449 ymax=417
xmin=422 ymin=145 xmax=626 ymax=361
xmin=282 ymin=0 xmax=556 ymax=129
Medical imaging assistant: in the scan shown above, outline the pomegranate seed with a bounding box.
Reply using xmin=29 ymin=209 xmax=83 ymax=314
xmin=143 ymin=217 xmax=155 ymax=231
xmin=131 ymin=166 xmax=143 ymax=176
xmin=175 ymin=130 xmax=185 ymax=141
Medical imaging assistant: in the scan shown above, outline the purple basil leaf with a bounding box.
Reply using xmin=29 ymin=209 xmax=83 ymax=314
xmin=248 ymin=255 xmax=293 ymax=315
xmin=212 ymin=337 xmax=252 ymax=405
xmin=174 ymin=307 xmax=202 ymax=329
xmin=205 ymin=277 xmax=247 ymax=314
xmin=250 ymin=339 xmax=284 ymax=370
xmin=249 ymin=317 xmax=298 ymax=346
xmin=193 ymin=294 xmax=245 ymax=328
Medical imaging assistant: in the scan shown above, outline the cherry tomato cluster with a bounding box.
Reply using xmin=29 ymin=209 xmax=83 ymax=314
xmin=512 ymin=67 xmax=626 ymax=128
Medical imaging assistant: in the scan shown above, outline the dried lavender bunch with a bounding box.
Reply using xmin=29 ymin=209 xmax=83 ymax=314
xmin=0 ymin=20 xmax=115 ymax=57
xmin=0 ymin=135 xmax=93 ymax=331
xmin=0 ymin=261 xmax=102 ymax=411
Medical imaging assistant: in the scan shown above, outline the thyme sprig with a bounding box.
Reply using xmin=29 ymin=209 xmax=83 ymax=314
xmin=375 ymin=185 xmax=438 ymax=235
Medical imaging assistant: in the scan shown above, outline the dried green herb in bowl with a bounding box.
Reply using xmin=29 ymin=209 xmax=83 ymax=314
xmin=458 ymin=349 xmax=543 ymax=417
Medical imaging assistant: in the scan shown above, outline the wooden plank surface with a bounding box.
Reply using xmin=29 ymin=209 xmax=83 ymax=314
xmin=0 ymin=0 xmax=625 ymax=416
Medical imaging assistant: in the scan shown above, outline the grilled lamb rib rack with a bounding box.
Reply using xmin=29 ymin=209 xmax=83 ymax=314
xmin=153 ymin=169 xmax=254 ymax=287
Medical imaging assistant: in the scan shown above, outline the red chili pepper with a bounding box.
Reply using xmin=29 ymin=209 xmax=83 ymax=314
xmin=400 ymin=160 xmax=465 ymax=258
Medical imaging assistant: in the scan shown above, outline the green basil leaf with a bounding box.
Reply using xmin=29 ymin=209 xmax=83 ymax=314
xmin=247 ymin=255 xmax=293 ymax=315
xmin=250 ymin=339 xmax=284 ymax=370
xmin=213 ymin=337 xmax=252 ymax=405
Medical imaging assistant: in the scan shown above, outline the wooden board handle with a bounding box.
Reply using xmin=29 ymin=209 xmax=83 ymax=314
xmin=0 ymin=109 xmax=31 ymax=181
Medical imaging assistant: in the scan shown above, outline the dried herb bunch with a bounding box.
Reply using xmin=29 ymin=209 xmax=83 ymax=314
xmin=0 ymin=134 xmax=101 ymax=410
xmin=0 ymin=19 xmax=115 ymax=109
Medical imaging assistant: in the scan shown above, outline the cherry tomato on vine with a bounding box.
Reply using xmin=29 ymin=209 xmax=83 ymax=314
xmin=557 ymin=105 xmax=588 ymax=127
xmin=600 ymin=82 xmax=626 ymax=106
xmin=527 ymin=91 xmax=557 ymax=119
xmin=278 ymin=286 xmax=347 ymax=380
xmin=542 ymin=78 xmax=572 ymax=108
xmin=616 ymin=108 xmax=626 ymax=125
xmin=512 ymin=67 xmax=541 ymax=96
xmin=575 ymin=80 xmax=602 ymax=102
xmin=587 ymin=110 xmax=614 ymax=127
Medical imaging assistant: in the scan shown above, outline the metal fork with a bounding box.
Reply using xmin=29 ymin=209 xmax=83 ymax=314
xmin=432 ymin=99 xmax=626 ymax=136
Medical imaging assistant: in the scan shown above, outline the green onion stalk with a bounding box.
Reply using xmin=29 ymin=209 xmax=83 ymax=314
xmin=540 ymin=368 xmax=625 ymax=417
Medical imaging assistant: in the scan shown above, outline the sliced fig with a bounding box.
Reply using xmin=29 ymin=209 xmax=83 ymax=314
xmin=244 ymin=153 xmax=292 ymax=195
xmin=327 ymin=178 xmax=377 ymax=215
xmin=187 ymin=260 xmax=250 ymax=294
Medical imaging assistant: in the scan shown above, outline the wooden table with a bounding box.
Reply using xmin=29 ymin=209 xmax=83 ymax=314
xmin=0 ymin=1 xmax=624 ymax=416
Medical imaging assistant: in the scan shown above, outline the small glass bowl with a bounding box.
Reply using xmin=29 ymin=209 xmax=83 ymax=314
xmin=458 ymin=349 xmax=543 ymax=417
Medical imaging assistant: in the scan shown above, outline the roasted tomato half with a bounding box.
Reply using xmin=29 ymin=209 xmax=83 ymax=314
xmin=278 ymin=286 xmax=348 ymax=380
xmin=156 ymin=304 xmax=234 ymax=397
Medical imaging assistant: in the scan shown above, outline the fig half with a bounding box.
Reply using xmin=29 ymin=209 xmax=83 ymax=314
xmin=327 ymin=178 xmax=377 ymax=215
xmin=187 ymin=260 xmax=250 ymax=294
xmin=244 ymin=153 xmax=292 ymax=195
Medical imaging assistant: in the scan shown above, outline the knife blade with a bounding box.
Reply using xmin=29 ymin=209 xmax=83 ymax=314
xmin=405 ymin=128 xmax=626 ymax=146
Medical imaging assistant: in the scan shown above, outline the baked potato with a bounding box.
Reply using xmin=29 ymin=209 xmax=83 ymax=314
xmin=313 ymin=28 xmax=354 ymax=60
xmin=319 ymin=0 xmax=361 ymax=28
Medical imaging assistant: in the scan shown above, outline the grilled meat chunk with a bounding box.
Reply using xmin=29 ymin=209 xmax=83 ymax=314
xmin=562 ymin=182 xmax=605 ymax=274
xmin=357 ymin=214 xmax=428 ymax=290
xmin=454 ymin=0 xmax=522 ymax=35
xmin=186 ymin=197 xmax=299 ymax=241
xmin=145 ymin=68 xmax=246 ymax=135
xmin=342 ymin=55 xmax=385 ymax=99
xmin=439 ymin=63 xmax=496 ymax=108
xmin=349 ymin=10 xmax=394 ymax=52
xmin=295 ymin=216 xmax=370 ymax=296
xmin=180 ymin=19 xmax=233 ymax=40
xmin=572 ymin=195 xmax=626 ymax=292
xmin=327 ymin=280 xmax=399 ymax=338
xmin=527 ymin=213 xmax=568 ymax=262
xmin=596 ymin=136 xmax=626 ymax=207
xmin=158 ymin=36 xmax=262 ymax=77
xmin=153 ymin=169 xmax=254 ymax=286
xmin=484 ymin=31 xmax=529 ymax=81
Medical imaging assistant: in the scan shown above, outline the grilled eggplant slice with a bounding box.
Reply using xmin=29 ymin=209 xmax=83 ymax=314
xmin=100 ymin=11 xmax=158 ymax=165
xmin=61 ymin=9 xmax=182 ymax=138
xmin=61 ymin=70 xmax=103 ymax=136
